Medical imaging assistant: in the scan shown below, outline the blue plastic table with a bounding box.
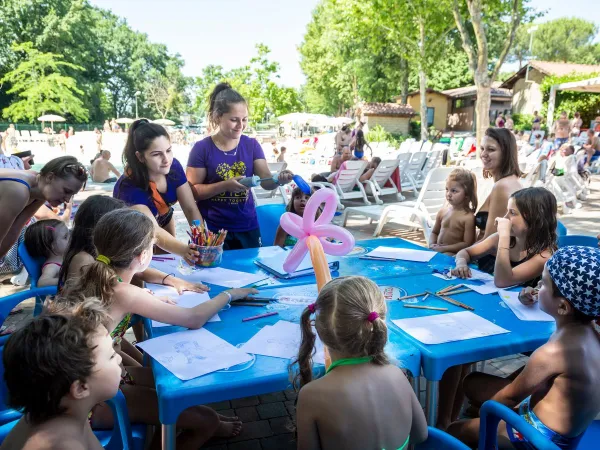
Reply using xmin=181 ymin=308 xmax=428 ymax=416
xmin=375 ymin=273 xmax=555 ymax=424
xmin=145 ymin=237 xmax=427 ymax=450
xmin=217 ymin=237 xmax=453 ymax=286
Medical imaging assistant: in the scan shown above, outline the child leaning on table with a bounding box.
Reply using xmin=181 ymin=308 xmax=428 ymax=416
xmin=59 ymin=208 xmax=256 ymax=450
xmin=292 ymin=276 xmax=428 ymax=450
xmin=0 ymin=298 xmax=122 ymax=450
xmin=429 ymin=168 xmax=477 ymax=255
xmin=447 ymin=246 xmax=600 ymax=449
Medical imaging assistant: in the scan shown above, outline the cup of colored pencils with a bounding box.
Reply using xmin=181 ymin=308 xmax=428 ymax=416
xmin=188 ymin=220 xmax=227 ymax=267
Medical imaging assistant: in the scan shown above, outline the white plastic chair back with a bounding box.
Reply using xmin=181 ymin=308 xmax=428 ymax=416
xmin=336 ymin=160 xmax=368 ymax=193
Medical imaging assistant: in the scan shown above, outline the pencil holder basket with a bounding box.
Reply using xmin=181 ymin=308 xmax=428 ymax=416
xmin=193 ymin=244 xmax=224 ymax=268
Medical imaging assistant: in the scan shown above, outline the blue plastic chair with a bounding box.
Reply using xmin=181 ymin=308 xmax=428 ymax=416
xmin=95 ymin=390 xmax=146 ymax=450
xmin=558 ymin=235 xmax=598 ymax=248
xmin=479 ymin=400 xmax=561 ymax=450
xmin=557 ymin=220 xmax=567 ymax=236
xmin=579 ymin=420 xmax=600 ymax=449
xmin=256 ymin=203 xmax=287 ymax=247
xmin=17 ymin=242 xmax=57 ymax=316
xmin=415 ymin=426 xmax=470 ymax=450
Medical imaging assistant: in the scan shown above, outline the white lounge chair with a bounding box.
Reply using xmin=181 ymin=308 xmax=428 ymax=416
xmin=409 ymin=140 xmax=424 ymax=153
xmin=251 ymin=162 xmax=289 ymax=206
xmin=342 ymin=167 xmax=454 ymax=241
xmin=362 ymin=159 xmax=403 ymax=204
xmin=406 ymin=151 xmax=429 ymax=189
xmin=398 ymin=139 xmax=414 ymax=153
xmin=563 ymin=155 xmax=589 ymax=200
xmin=397 ymin=152 xmax=419 ymax=196
xmin=311 ymin=160 xmax=369 ymax=210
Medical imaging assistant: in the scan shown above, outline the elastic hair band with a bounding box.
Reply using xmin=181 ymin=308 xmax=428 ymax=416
xmin=45 ymin=226 xmax=56 ymax=231
xmin=96 ymin=255 xmax=111 ymax=265
xmin=308 ymin=303 xmax=316 ymax=313
xmin=367 ymin=311 xmax=379 ymax=322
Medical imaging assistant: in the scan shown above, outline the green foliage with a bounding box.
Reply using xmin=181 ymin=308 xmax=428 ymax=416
xmin=0 ymin=0 xmax=190 ymax=122
xmin=510 ymin=113 xmax=534 ymax=131
xmin=192 ymin=45 xmax=304 ymax=126
xmin=540 ymin=73 xmax=600 ymax=125
xmin=366 ymin=124 xmax=408 ymax=147
xmin=533 ymin=18 xmax=599 ymax=64
xmin=1 ymin=42 xmax=88 ymax=122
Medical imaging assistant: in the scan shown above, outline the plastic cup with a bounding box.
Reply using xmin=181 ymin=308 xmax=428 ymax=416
xmin=192 ymin=244 xmax=224 ymax=267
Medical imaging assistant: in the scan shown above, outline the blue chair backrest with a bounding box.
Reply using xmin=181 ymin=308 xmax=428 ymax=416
xmin=479 ymin=400 xmax=560 ymax=450
xmin=416 ymin=426 xmax=470 ymax=450
xmin=103 ymin=390 xmax=137 ymax=450
xmin=256 ymin=203 xmax=287 ymax=247
xmin=558 ymin=235 xmax=598 ymax=248
xmin=17 ymin=242 xmax=44 ymax=289
xmin=557 ymin=220 xmax=567 ymax=236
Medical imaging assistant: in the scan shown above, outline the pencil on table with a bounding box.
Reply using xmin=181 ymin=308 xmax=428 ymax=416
xmin=404 ymin=304 xmax=448 ymax=311
xmin=426 ymin=291 xmax=475 ymax=311
xmin=397 ymin=292 xmax=428 ymax=301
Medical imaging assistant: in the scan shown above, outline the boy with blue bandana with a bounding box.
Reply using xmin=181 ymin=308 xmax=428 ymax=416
xmin=448 ymin=246 xmax=600 ymax=449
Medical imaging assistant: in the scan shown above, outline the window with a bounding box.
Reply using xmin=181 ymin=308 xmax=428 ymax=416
xmin=426 ymin=107 xmax=435 ymax=127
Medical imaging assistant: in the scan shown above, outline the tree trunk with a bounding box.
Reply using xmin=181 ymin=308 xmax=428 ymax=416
xmin=399 ymin=58 xmax=409 ymax=104
xmin=474 ymin=72 xmax=491 ymax=150
xmin=419 ymin=19 xmax=428 ymax=141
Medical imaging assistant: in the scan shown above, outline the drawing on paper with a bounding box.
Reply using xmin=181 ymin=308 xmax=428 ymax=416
xmin=266 ymin=336 xmax=299 ymax=353
xmin=157 ymin=340 xmax=208 ymax=366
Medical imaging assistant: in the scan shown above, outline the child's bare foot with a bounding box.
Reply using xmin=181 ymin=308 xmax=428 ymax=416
xmin=214 ymin=420 xmax=242 ymax=437
xmin=218 ymin=413 xmax=240 ymax=422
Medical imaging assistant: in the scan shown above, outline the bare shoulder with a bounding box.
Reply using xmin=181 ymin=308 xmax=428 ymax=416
xmin=22 ymin=420 xmax=85 ymax=450
xmin=69 ymin=252 xmax=95 ymax=278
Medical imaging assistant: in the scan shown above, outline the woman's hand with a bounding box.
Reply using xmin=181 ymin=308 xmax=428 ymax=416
xmin=494 ymin=217 xmax=512 ymax=238
xmin=451 ymin=257 xmax=472 ymax=278
xmin=518 ymin=286 xmax=538 ymax=305
xmin=277 ymin=170 xmax=294 ymax=185
xmin=225 ymin=288 xmax=259 ymax=301
xmin=167 ymin=276 xmax=209 ymax=294
xmin=225 ymin=176 xmax=248 ymax=193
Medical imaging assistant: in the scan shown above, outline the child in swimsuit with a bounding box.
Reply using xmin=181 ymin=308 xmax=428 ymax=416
xmin=0 ymin=298 xmax=122 ymax=450
xmin=429 ymin=168 xmax=477 ymax=255
xmin=292 ymin=276 xmax=428 ymax=450
xmin=438 ymin=187 xmax=558 ymax=430
xmin=448 ymin=246 xmax=600 ymax=449
xmin=58 ymin=208 xmax=257 ymax=450
xmin=274 ymin=186 xmax=315 ymax=248
xmin=24 ymin=219 xmax=70 ymax=287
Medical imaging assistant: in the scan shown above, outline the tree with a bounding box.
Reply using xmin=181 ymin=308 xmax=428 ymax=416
xmin=539 ymin=72 xmax=600 ymax=126
xmin=144 ymin=56 xmax=191 ymax=120
xmin=1 ymin=42 xmax=88 ymax=122
xmin=532 ymin=18 xmax=599 ymax=64
xmin=507 ymin=24 xmax=534 ymax=68
xmin=451 ymin=0 xmax=529 ymax=145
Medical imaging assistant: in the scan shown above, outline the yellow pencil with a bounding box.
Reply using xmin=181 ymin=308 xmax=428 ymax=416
xmin=404 ymin=304 xmax=448 ymax=311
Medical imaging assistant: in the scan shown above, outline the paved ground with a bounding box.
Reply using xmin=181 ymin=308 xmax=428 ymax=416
xmin=1 ymin=174 xmax=599 ymax=449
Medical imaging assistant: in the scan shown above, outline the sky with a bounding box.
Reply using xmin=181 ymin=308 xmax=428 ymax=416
xmin=90 ymin=0 xmax=600 ymax=88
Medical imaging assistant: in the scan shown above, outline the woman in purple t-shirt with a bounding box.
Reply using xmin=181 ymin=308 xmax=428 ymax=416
xmin=187 ymin=83 xmax=293 ymax=250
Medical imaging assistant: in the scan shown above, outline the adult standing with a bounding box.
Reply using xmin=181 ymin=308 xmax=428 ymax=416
xmin=505 ymin=114 xmax=514 ymax=131
xmin=553 ymin=111 xmax=571 ymax=148
xmin=532 ymin=111 xmax=542 ymax=130
xmin=114 ymin=119 xmax=202 ymax=237
xmin=495 ymin=113 xmax=505 ymax=128
xmin=335 ymin=124 xmax=352 ymax=153
xmin=0 ymin=156 xmax=87 ymax=259
xmin=571 ymin=112 xmax=583 ymax=138
xmin=186 ymin=82 xmax=293 ymax=250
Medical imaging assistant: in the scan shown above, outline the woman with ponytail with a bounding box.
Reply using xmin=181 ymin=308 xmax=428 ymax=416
xmin=59 ymin=208 xmax=257 ymax=448
xmin=186 ymin=82 xmax=294 ymax=250
xmin=114 ymin=119 xmax=203 ymax=238
xmin=291 ymin=276 xmax=427 ymax=450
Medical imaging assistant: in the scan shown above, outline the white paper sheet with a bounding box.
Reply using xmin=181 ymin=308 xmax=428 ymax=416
xmin=392 ymin=311 xmax=510 ymax=344
xmin=364 ymin=246 xmax=436 ymax=263
xmin=499 ymin=290 xmax=553 ymax=322
xmin=146 ymin=284 xmax=220 ymax=327
xmin=463 ymin=269 xmax=511 ymax=295
xmin=257 ymin=248 xmax=339 ymax=276
xmin=136 ymin=328 xmax=252 ymax=380
xmin=149 ymin=256 xmax=269 ymax=288
xmin=240 ymin=320 xmax=325 ymax=364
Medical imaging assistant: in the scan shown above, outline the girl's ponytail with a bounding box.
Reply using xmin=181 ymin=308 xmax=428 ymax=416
xmin=290 ymin=306 xmax=317 ymax=391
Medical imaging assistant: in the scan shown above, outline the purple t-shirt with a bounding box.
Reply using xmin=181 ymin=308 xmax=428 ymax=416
xmin=187 ymin=135 xmax=266 ymax=232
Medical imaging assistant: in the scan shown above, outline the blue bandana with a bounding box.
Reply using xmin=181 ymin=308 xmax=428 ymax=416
xmin=547 ymin=246 xmax=600 ymax=317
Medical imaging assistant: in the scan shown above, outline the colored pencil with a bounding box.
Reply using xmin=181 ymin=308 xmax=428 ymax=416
xmin=404 ymin=304 xmax=448 ymax=311
xmin=397 ymin=292 xmax=428 ymax=301
xmin=426 ymin=291 xmax=475 ymax=311
xmin=441 ymin=288 xmax=471 ymax=296
xmin=231 ymin=302 xmax=267 ymax=307
xmin=242 ymin=311 xmax=279 ymax=322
